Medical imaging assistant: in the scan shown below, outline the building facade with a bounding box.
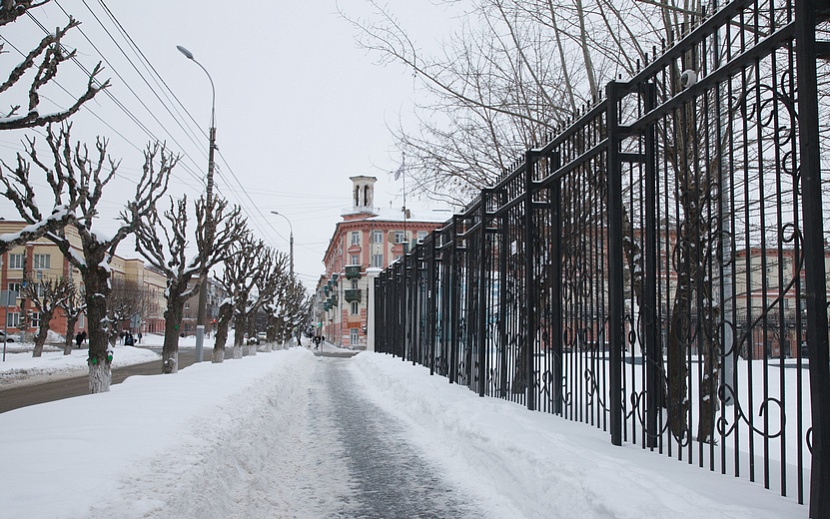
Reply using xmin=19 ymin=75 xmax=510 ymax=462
xmin=317 ymin=176 xmax=443 ymax=349
xmin=0 ymin=221 xmax=171 ymax=340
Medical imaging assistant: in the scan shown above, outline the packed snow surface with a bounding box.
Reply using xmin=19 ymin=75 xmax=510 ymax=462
xmin=0 ymin=344 xmax=807 ymax=518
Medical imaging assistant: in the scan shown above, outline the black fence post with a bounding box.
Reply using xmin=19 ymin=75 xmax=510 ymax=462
xmin=796 ymin=2 xmax=830 ymax=516
xmin=606 ymin=80 xmax=624 ymax=446
xmin=642 ymin=82 xmax=659 ymax=449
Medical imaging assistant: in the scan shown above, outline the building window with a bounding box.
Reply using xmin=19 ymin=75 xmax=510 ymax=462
xmin=32 ymin=253 xmax=50 ymax=270
xmin=7 ymin=282 xmax=22 ymax=296
xmin=417 ymin=231 xmax=427 ymax=241
xmin=7 ymin=312 xmax=20 ymax=327
xmin=350 ymin=254 xmax=359 ymax=265
xmin=371 ymin=254 xmax=383 ymax=268
xmin=7 ymin=253 xmax=24 ymax=270
xmin=30 ymin=312 xmax=40 ymax=328
xmin=351 ymin=231 xmax=360 ymax=245
xmin=394 ymin=231 xmax=405 ymax=244
xmin=372 ymin=230 xmax=383 ymax=243
xmin=351 ymin=279 xmax=358 ymax=290
xmin=350 ymin=328 xmax=359 ymax=346
xmin=351 ymin=301 xmax=359 ymax=315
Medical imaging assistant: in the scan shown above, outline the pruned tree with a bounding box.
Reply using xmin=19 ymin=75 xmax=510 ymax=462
xmin=20 ymin=274 xmax=73 ymax=356
xmin=0 ymin=1 xmax=109 ymax=131
xmin=217 ymin=232 xmax=267 ymax=360
xmin=250 ymin=248 xmax=289 ymax=353
xmin=129 ymin=192 xmax=247 ymax=373
xmin=267 ymin=272 xmax=309 ymax=349
xmin=0 ymin=1 xmax=109 ymax=255
xmin=106 ymin=277 xmax=149 ymax=346
xmin=56 ymin=279 xmax=84 ymax=355
xmin=0 ymin=124 xmax=170 ymax=392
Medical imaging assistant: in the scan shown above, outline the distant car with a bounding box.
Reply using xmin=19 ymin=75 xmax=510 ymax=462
xmin=246 ymin=334 xmax=260 ymax=345
xmin=0 ymin=330 xmax=18 ymax=343
xmin=257 ymin=332 xmax=267 ymax=342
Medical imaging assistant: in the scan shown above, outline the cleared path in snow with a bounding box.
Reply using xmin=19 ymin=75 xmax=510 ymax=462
xmin=313 ymin=357 xmax=488 ymax=518
xmin=82 ymin=354 xmax=491 ymax=519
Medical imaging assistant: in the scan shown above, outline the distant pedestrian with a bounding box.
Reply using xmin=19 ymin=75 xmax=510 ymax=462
xmin=75 ymin=331 xmax=86 ymax=348
xmin=137 ymin=331 xmax=142 ymax=344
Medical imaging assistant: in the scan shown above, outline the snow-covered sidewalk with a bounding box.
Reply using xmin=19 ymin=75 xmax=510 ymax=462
xmin=0 ymin=347 xmax=808 ymax=519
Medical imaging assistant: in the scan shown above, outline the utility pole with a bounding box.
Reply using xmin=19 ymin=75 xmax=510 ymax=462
xmin=178 ymin=45 xmax=216 ymax=362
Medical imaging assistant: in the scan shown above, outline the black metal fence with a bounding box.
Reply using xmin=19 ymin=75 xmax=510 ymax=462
xmin=374 ymin=1 xmax=829 ymax=516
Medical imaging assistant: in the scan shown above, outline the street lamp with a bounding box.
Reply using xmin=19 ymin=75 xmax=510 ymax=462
xmin=178 ymin=45 xmax=217 ymax=362
xmin=270 ymin=211 xmax=294 ymax=278
xmin=177 ymin=45 xmax=216 ymax=319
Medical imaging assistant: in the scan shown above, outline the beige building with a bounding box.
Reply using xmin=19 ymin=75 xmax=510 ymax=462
xmin=0 ymin=221 xmax=167 ymax=338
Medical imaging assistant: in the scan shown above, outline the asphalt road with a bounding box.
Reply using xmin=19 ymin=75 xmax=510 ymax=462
xmin=0 ymin=349 xmax=202 ymax=414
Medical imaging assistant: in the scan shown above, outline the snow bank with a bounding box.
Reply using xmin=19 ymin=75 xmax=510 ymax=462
xmin=0 ymin=348 xmax=315 ymax=519
xmin=350 ymin=352 xmax=805 ymax=519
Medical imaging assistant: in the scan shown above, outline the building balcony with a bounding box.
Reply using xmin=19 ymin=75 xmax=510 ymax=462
xmin=345 ymin=265 xmax=362 ymax=279
xmin=344 ymin=289 xmax=362 ymax=303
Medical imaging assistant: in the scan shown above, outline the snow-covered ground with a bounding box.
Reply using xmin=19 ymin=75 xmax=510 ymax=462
xmin=0 ymin=341 xmax=808 ymax=518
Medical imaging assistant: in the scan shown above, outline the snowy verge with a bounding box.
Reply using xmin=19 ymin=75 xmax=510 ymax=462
xmin=349 ymin=352 xmax=805 ymax=519
xmin=0 ymin=348 xmax=315 ymax=519
xmin=0 ymin=346 xmax=160 ymax=389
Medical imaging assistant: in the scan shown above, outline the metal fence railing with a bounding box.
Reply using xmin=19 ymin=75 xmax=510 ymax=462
xmin=374 ymin=1 xmax=829 ymax=516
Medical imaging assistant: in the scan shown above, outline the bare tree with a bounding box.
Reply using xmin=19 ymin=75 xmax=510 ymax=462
xmin=129 ymin=193 xmax=247 ymax=373
xmin=346 ymin=0 xmax=738 ymax=441
xmin=216 ymin=233 xmax=267 ymax=360
xmin=0 ymin=1 xmax=109 ymax=131
xmin=247 ymin=248 xmax=288 ymax=354
xmin=20 ymin=274 xmax=73 ymax=356
xmin=0 ymin=124 xmax=170 ymax=392
xmin=106 ymin=277 xmax=149 ymax=346
xmin=56 ymin=280 xmax=84 ymax=355
xmin=0 ymin=2 xmax=109 ymax=255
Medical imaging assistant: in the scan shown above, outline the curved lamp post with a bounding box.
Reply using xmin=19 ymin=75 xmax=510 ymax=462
xmin=178 ymin=45 xmax=217 ymax=361
xmin=271 ymin=211 xmax=294 ymax=278
xmin=177 ymin=45 xmax=216 ymax=322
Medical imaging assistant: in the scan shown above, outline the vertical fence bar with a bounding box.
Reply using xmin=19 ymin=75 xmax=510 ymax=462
xmin=524 ymin=152 xmax=537 ymax=411
xmin=606 ymin=81 xmax=623 ymax=446
xmin=796 ymin=2 xmax=830 ymax=516
xmin=428 ymin=237 xmax=437 ymax=375
xmin=498 ymin=190 xmax=509 ymax=398
xmin=549 ymin=152 xmax=563 ymax=415
xmin=449 ymin=216 xmax=460 ymax=384
xmin=478 ymin=191 xmax=490 ymax=397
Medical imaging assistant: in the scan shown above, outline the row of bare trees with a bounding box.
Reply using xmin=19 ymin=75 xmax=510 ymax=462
xmin=0 ymin=1 xmax=309 ymax=392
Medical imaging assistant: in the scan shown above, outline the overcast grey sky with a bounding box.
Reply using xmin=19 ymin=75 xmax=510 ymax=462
xmin=0 ymin=1 xmax=464 ymax=285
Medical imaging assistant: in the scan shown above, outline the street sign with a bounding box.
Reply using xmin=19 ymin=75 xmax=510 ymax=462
xmin=0 ymin=291 xmax=19 ymax=306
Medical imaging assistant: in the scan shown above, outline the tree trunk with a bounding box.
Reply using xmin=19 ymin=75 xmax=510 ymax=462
xmin=666 ymin=280 xmax=690 ymax=439
xmin=162 ymin=295 xmax=184 ymax=374
xmin=85 ymin=273 xmax=112 ymax=394
xmin=212 ymin=304 xmax=232 ymax=363
xmin=88 ymin=361 xmax=111 ymax=393
xmin=233 ymin=315 xmax=245 ymax=359
xmin=63 ymin=315 xmax=78 ymax=355
xmin=32 ymin=311 xmax=52 ymax=357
